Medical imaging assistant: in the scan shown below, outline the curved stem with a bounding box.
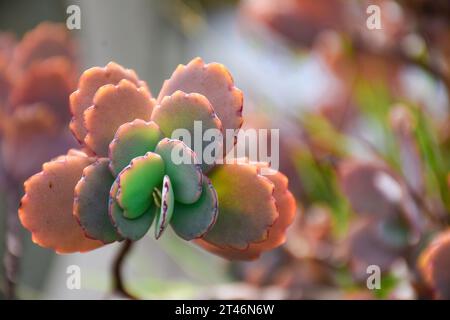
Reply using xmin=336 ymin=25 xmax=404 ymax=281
xmin=111 ymin=239 xmax=137 ymax=299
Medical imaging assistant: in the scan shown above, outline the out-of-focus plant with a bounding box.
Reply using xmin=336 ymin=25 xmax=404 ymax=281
xmin=231 ymin=0 xmax=450 ymax=300
xmin=18 ymin=58 xmax=297 ymax=298
xmin=0 ymin=22 xmax=78 ymax=299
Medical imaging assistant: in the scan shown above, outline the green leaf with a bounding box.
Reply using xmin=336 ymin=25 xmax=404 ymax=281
xmin=116 ymin=152 xmax=165 ymax=219
xmin=171 ymin=176 xmax=218 ymax=240
xmin=109 ymin=180 xmax=155 ymax=241
xmin=154 ymin=138 xmax=202 ymax=204
xmin=292 ymin=148 xmax=349 ymax=235
xmin=411 ymin=105 xmax=450 ymax=210
xmin=151 ymin=90 xmax=223 ymax=172
xmin=202 ymin=163 xmax=278 ymax=249
xmin=74 ymin=158 xmax=122 ymax=244
xmin=109 ymin=120 xmax=164 ymax=176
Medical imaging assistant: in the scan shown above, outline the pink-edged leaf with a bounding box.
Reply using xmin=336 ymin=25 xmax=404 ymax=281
xmin=8 ymin=57 xmax=76 ymax=123
xmin=109 ymin=180 xmax=155 ymax=241
xmin=157 ymin=57 xmax=243 ymax=138
xmin=201 ymin=162 xmax=278 ymax=250
xmin=70 ymin=62 xmax=149 ymax=144
xmin=154 ymin=138 xmax=202 ymax=204
xmin=152 ymin=90 xmax=223 ymax=172
xmin=19 ymin=155 xmax=103 ymax=253
xmin=11 ymin=22 xmax=75 ymax=70
xmin=109 ymin=120 xmax=164 ymax=176
xmin=74 ymin=158 xmax=122 ymax=244
xmin=171 ymin=175 xmax=218 ymax=241
xmin=196 ymin=163 xmax=296 ymax=260
xmin=84 ymin=79 xmax=154 ymax=157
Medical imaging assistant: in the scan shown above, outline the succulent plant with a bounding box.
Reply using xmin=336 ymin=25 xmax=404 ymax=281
xmin=18 ymin=57 xmax=296 ymax=260
xmin=0 ymin=22 xmax=78 ymax=181
xmin=0 ymin=22 xmax=80 ymax=299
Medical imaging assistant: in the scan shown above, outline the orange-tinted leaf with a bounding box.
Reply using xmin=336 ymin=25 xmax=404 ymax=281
xmin=9 ymin=57 xmax=76 ymax=122
xmin=11 ymin=22 xmax=75 ymax=70
xmin=252 ymin=165 xmax=296 ymax=249
xmin=157 ymin=57 xmax=243 ymax=142
xmin=196 ymin=163 xmax=296 ymax=260
xmin=84 ymin=79 xmax=154 ymax=156
xmin=201 ymin=162 xmax=278 ymax=250
xmin=19 ymin=155 xmax=103 ymax=253
xmin=152 ymin=91 xmax=223 ymax=172
xmin=70 ymin=62 xmax=148 ymax=144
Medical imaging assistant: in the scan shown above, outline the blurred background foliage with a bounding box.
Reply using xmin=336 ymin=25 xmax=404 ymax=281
xmin=0 ymin=0 xmax=449 ymax=299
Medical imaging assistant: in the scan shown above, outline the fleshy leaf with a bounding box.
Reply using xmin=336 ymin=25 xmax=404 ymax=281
xmin=11 ymin=22 xmax=75 ymax=70
xmin=84 ymin=79 xmax=154 ymax=156
xmin=67 ymin=148 xmax=89 ymax=158
xmin=196 ymin=164 xmax=296 ymax=260
xmin=253 ymin=164 xmax=297 ymax=249
xmin=2 ymin=104 xmax=78 ymax=181
xmin=18 ymin=155 xmax=103 ymax=253
xmin=116 ymin=152 xmax=165 ymax=219
xmin=346 ymin=218 xmax=404 ymax=279
xmin=171 ymin=176 xmax=218 ymax=240
xmin=73 ymin=158 xmax=122 ymax=244
xmin=155 ymin=175 xmax=175 ymax=239
xmin=338 ymin=160 xmax=404 ymax=217
xmin=201 ymin=162 xmax=278 ymax=250
xmin=109 ymin=180 xmax=155 ymax=241
xmin=151 ymin=90 xmax=223 ymax=171
xmin=157 ymin=57 xmax=243 ymax=138
xmin=154 ymin=138 xmax=202 ymax=204
xmin=9 ymin=57 xmax=75 ymax=123
xmin=70 ymin=62 xmax=148 ymax=144
xmin=109 ymin=119 xmax=164 ymax=176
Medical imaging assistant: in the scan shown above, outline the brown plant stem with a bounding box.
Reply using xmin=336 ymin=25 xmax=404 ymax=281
xmin=111 ymin=239 xmax=137 ymax=299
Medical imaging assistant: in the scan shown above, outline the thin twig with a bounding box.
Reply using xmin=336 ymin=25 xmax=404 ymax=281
xmin=111 ymin=239 xmax=137 ymax=299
